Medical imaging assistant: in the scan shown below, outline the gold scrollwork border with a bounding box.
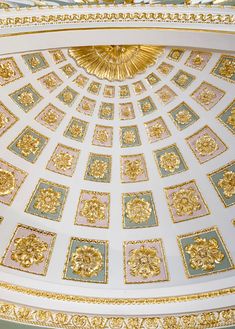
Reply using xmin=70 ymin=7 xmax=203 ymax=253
xmin=0 ymin=301 xmax=234 ymax=329
xmin=0 ymin=11 xmax=234 ymax=28
xmin=0 ymin=282 xmax=234 ymax=305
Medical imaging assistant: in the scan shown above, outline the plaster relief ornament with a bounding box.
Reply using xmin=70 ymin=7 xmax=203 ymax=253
xmin=11 ymin=234 xmax=48 ymax=268
xmin=124 ymin=159 xmax=144 ymax=181
xmin=126 ymin=198 xmax=151 ymax=223
xmin=18 ymin=92 xmax=34 ymax=107
xmin=192 ymin=54 xmax=204 ymax=66
xmin=123 ymin=130 xmax=136 ymax=144
xmin=185 ymin=237 xmax=225 ymax=271
xmin=227 ymin=108 xmax=235 ymax=128
xmin=159 ymin=152 xmax=180 ymax=173
xmin=195 ymin=134 xmax=218 ymax=156
xmin=52 ymin=152 xmax=73 ymax=171
xmin=95 ymin=130 xmax=109 ymax=143
xmin=69 ymin=123 xmax=83 ymax=138
xmin=0 ymin=62 xmax=15 ymax=80
xmin=0 ymin=112 xmax=9 ymax=129
xmin=16 ymin=134 xmax=40 ymax=157
xmin=71 ymin=245 xmax=103 ymax=278
xmin=29 ymin=56 xmax=40 ymax=68
xmin=62 ymin=91 xmax=73 ymax=104
xmin=34 ymin=188 xmax=61 ymax=214
xmin=218 ymin=58 xmax=235 ymax=78
xmin=128 ymin=246 xmax=161 ymax=279
xmin=172 ymin=188 xmax=201 ymax=216
xmin=149 ymin=123 xmax=165 ymax=138
xmin=80 ymin=197 xmax=106 ymax=224
xmin=42 ymin=110 xmax=58 ymax=125
xmin=198 ymin=88 xmax=216 ymax=106
xmin=69 ymin=45 xmax=164 ymax=81
xmin=89 ymin=160 xmax=108 ymax=179
xmin=0 ymin=169 xmax=15 ymax=196
xmin=175 ymin=110 xmax=192 ymax=125
xmin=218 ymin=171 xmax=235 ymax=198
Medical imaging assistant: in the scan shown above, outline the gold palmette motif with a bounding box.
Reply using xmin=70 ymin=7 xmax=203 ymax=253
xmin=175 ymin=110 xmax=192 ymax=124
xmin=0 ymin=169 xmax=15 ymax=196
xmin=69 ymin=45 xmax=164 ymax=81
xmin=128 ymin=246 xmax=161 ymax=279
xmin=195 ymin=134 xmax=218 ymax=156
xmin=159 ymin=152 xmax=180 ymax=173
xmin=52 ymin=152 xmax=73 ymax=171
xmin=172 ymin=188 xmax=201 ymax=216
xmin=126 ymin=198 xmax=151 ymax=223
xmin=34 ymin=188 xmax=61 ymax=214
xmin=11 ymin=234 xmax=48 ymax=268
xmin=80 ymin=197 xmax=106 ymax=224
xmin=124 ymin=160 xmax=143 ymax=181
xmin=71 ymin=245 xmax=103 ymax=278
xmin=0 ymin=302 xmax=234 ymax=329
xmin=218 ymin=171 xmax=235 ymax=198
xmin=185 ymin=237 xmax=225 ymax=271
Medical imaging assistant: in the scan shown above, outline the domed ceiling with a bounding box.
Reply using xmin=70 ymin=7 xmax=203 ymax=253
xmin=0 ymin=44 xmax=234 ymax=327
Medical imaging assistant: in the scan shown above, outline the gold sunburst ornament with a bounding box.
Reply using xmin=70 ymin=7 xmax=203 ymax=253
xmin=69 ymin=45 xmax=164 ymax=81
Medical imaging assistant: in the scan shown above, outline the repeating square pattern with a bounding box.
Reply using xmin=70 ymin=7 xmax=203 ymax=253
xmin=177 ymin=227 xmax=234 ymax=278
xmin=167 ymin=48 xmax=185 ymax=61
xmin=35 ymin=104 xmax=65 ymax=131
xmin=155 ymin=85 xmax=177 ymax=105
xmin=92 ymin=125 xmax=113 ymax=148
xmin=208 ymin=161 xmax=235 ymax=207
xmin=57 ymin=86 xmax=78 ymax=106
xmin=157 ymin=62 xmax=174 ymax=75
xmin=122 ymin=191 xmax=158 ymax=229
xmin=119 ymin=85 xmax=130 ymax=98
xmin=0 ymin=158 xmax=27 ymax=206
xmin=211 ymin=55 xmax=235 ymax=83
xmin=73 ymin=74 xmax=89 ymax=88
xmin=124 ymin=239 xmax=169 ymax=284
xmin=0 ymin=101 xmax=18 ymax=137
xmin=75 ymin=190 xmax=110 ymax=228
xmin=186 ymin=125 xmax=227 ymax=164
xmin=138 ymin=96 xmax=156 ymax=116
xmin=63 ymin=117 xmax=89 ymax=142
xmin=164 ymin=179 xmax=210 ymax=223
xmin=60 ymin=63 xmax=76 ymax=77
xmin=84 ymin=153 xmax=112 ymax=183
xmin=185 ymin=51 xmax=212 ymax=71
xmin=46 ymin=143 xmax=80 ymax=177
xmin=88 ymin=81 xmax=101 ymax=95
xmin=99 ymin=103 xmax=114 ymax=120
xmin=144 ymin=117 xmax=171 ymax=143
xmin=191 ymin=82 xmax=225 ymax=111
xmin=119 ymin=102 xmax=135 ymax=120
xmin=132 ymin=81 xmax=146 ymax=95
xmin=1 ymin=224 xmax=56 ymax=276
xmin=217 ymin=99 xmax=235 ymax=134
xmin=38 ymin=72 xmax=63 ymax=93
xmin=168 ymin=102 xmax=199 ymax=131
xmin=103 ymin=85 xmax=115 ymax=98
xmin=8 ymin=126 xmax=48 ymax=163
xmin=121 ymin=154 xmax=148 ymax=183
xmin=25 ymin=179 xmax=69 ymax=221
xmin=171 ymin=70 xmax=195 ymax=89
xmin=154 ymin=144 xmax=188 ymax=177
xmin=9 ymin=84 xmax=42 ymax=112
xmin=120 ymin=125 xmax=141 ymax=148
xmin=49 ymin=50 xmax=66 ymax=64
xmin=77 ymin=96 xmax=96 ymax=116
xmin=63 ymin=237 xmax=108 ymax=283
xmin=22 ymin=52 xmax=49 ymax=73
xmin=0 ymin=57 xmax=23 ymax=86
xmin=145 ymin=73 xmax=160 ymax=86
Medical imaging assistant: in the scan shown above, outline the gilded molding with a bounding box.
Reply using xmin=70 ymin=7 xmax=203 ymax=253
xmin=0 ymin=282 xmax=234 ymax=304
xmin=0 ymin=301 xmax=234 ymax=329
xmin=0 ymin=11 xmax=234 ymax=29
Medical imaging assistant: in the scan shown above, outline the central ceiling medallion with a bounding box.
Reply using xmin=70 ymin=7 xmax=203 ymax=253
xmin=69 ymin=45 xmax=164 ymax=81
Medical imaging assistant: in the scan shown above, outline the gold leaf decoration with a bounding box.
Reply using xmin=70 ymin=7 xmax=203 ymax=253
xmin=69 ymin=45 xmax=164 ymax=81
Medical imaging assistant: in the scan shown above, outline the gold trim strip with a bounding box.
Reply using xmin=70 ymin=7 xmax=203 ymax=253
xmin=0 ymin=11 xmax=234 ymax=29
xmin=0 ymin=282 xmax=234 ymax=304
xmin=0 ymin=301 xmax=234 ymax=329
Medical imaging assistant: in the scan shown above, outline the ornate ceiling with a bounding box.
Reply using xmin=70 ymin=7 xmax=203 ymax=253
xmin=0 ymin=42 xmax=234 ymax=327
